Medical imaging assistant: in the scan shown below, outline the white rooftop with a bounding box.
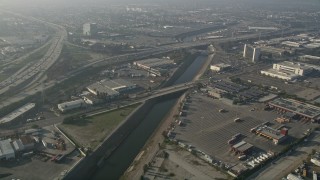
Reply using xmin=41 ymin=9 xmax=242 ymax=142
xmin=277 ymin=61 xmax=314 ymax=70
xmin=211 ymin=63 xmax=231 ymax=68
xmin=300 ymin=55 xmax=320 ymax=60
xmin=0 ymin=139 xmax=14 ymax=157
xmin=261 ymin=68 xmax=299 ymax=79
xmin=58 ymin=99 xmax=85 ymax=109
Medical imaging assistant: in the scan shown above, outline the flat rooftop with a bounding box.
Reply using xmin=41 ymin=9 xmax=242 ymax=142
xmin=276 ymin=61 xmax=313 ymax=70
xmin=256 ymin=126 xmax=285 ymax=140
xmin=260 ymin=46 xmax=288 ymax=54
xmin=300 ymin=55 xmax=320 ymax=60
xmin=87 ymin=79 xmax=135 ymax=95
xmin=87 ymin=83 xmax=119 ymax=96
xmin=261 ymin=68 xmax=299 ymax=79
xmin=0 ymin=103 xmax=35 ymax=124
xmin=211 ymin=63 xmax=231 ymax=68
xmin=134 ymin=58 xmax=174 ymax=68
xmin=269 ymin=98 xmax=320 ymax=119
xmin=0 ymin=139 xmax=14 ymax=157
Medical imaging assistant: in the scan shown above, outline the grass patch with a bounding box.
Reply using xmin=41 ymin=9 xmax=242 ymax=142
xmin=59 ymin=103 xmax=141 ymax=149
xmin=64 ymin=44 xmax=92 ymax=65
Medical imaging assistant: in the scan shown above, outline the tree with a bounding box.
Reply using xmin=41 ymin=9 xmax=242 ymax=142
xmin=63 ymin=115 xmax=77 ymax=124
xmin=31 ymin=124 xmax=39 ymax=129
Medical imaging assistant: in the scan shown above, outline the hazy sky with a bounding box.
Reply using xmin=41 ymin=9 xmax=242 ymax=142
xmin=1 ymin=0 xmax=320 ymax=10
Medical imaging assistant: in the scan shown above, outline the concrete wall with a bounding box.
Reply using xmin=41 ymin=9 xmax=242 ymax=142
xmin=64 ymin=90 xmax=186 ymax=180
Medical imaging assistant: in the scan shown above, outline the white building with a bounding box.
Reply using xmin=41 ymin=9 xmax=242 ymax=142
xmin=287 ymin=173 xmax=303 ymax=180
xmin=261 ymin=69 xmax=299 ymax=81
xmin=0 ymin=139 xmax=15 ymax=160
xmin=273 ymin=61 xmax=314 ymax=76
xmin=12 ymin=139 xmax=25 ymax=152
xmin=57 ymin=99 xmax=85 ymax=112
xmin=83 ymin=23 xmax=97 ymax=36
xmin=311 ymin=158 xmax=320 ymax=166
xmin=210 ymin=63 xmax=231 ymax=72
xmin=133 ymin=58 xmax=175 ymax=76
xmin=87 ymin=79 xmax=137 ymax=99
xmin=261 ymin=61 xmax=316 ymax=81
xmin=300 ymin=55 xmax=320 ymax=61
xmin=281 ymin=41 xmax=302 ymax=48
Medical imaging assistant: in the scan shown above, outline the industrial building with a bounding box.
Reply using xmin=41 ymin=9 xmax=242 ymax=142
xmin=133 ymin=58 xmax=175 ymax=76
xmin=87 ymin=79 xmax=137 ymax=99
xmin=0 ymin=103 xmax=35 ymax=125
xmin=268 ymin=98 xmax=320 ymax=122
xmin=19 ymin=135 xmax=35 ymax=151
xmin=12 ymin=139 xmax=25 ymax=152
xmin=260 ymin=46 xmax=292 ymax=57
xmin=248 ymin=26 xmax=278 ymax=31
xmin=83 ymin=23 xmax=98 ymax=36
xmin=210 ymin=63 xmax=231 ymax=72
xmin=299 ymin=55 xmax=320 ymax=61
xmin=57 ymin=99 xmax=86 ymax=112
xmin=0 ymin=139 xmax=15 ymax=160
xmin=251 ymin=125 xmax=287 ymax=145
xmin=273 ymin=61 xmax=314 ymax=76
xmin=207 ymin=88 xmax=226 ymax=98
xmin=261 ymin=61 xmax=316 ymax=80
xmin=261 ymin=68 xmax=299 ymax=81
xmin=231 ymin=141 xmax=254 ymax=155
xmin=281 ymin=41 xmax=302 ymax=48
xmin=243 ymin=44 xmax=261 ymax=63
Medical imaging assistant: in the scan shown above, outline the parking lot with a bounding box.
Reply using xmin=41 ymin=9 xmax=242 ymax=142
xmin=172 ymin=93 xmax=316 ymax=165
xmin=238 ymin=72 xmax=304 ymax=94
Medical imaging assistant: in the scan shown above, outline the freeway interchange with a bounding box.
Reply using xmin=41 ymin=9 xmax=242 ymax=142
xmin=0 ymin=10 xmax=312 ymax=109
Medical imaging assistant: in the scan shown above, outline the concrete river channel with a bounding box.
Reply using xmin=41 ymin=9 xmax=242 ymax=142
xmin=65 ymin=55 xmax=208 ymax=180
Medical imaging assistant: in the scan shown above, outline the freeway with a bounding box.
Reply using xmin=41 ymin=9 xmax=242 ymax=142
xmin=0 ymin=9 xmax=67 ymax=96
xmin=0 ymin=13 xmax=314 ymax=109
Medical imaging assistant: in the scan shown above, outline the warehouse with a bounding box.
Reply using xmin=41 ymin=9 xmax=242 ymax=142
xmin=210 ymin=63 xmax=231 ymax=72
xmin=207 ymin=88 xmax=226 ymax=98
xmin=20 ymin=135 xmax=35 ymax=151
xmin=57 ymin=99 xmax=85 ymax=112
xmin=268 ymin=98 xmax=320 ymax=122
xmin=133 ymin=58 xmax=175 ymax=76
xmin=87 ymin=79 xmax=136 ymax=99
xmin=0 ymin=103 xmax=36 ymax=125
xmin=261 ymin=61 xmax=316 ymax=80
xmin=231 ymin=141 xmax=254 ymax=155
xmin=251 ymin=125 xmax=287 ymax=145
xmin=12 ymin=139 xmax=24 ymax=152
xmin=0 ymin=139 xmax=15 ymax=160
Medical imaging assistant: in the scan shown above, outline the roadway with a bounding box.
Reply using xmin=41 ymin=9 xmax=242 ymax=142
xmin=0 ymin=9 xmax=67 ymax=97
xmin=0 ymin=11 xmax=314 ymax=109
xmin=0 ymin=82 xmax=197 ymax=137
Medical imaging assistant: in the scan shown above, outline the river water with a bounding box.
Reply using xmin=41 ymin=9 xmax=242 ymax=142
xmin=92 ymin=55 xmax=207 ymax=180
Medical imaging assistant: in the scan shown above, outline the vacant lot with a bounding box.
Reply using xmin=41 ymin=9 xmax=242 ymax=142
xmin=59 ymin=103 xmax=141 ymax=149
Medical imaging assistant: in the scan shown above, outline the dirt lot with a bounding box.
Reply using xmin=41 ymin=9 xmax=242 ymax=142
xmin=143 ymin=146 xmax=230 ymax=180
